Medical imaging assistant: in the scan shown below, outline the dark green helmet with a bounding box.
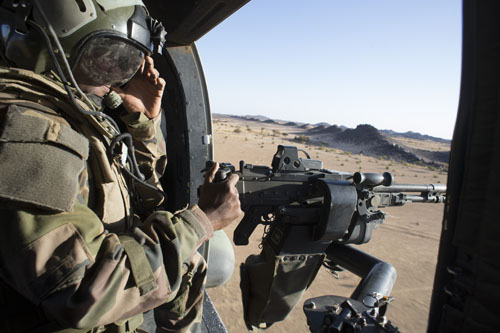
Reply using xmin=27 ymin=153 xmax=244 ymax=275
xmin=0 ymin=0 xmax=166 ymax=86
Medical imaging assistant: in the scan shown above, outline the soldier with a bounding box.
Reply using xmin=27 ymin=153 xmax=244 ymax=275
xmin=0 ymin=0 xmax=241 ymax=332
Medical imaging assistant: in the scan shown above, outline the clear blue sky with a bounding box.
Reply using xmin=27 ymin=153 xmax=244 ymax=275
xmin=196 ymin=1 xmax=462 ymax=140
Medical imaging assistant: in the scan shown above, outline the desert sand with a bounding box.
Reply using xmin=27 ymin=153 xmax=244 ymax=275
xmin=207 ymin=116 xmax=447 ymax=332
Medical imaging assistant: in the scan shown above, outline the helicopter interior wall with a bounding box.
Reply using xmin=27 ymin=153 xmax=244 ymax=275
xmin=153 ymin=44 xmax=232 ymax=331
xmin=156 ymin=44 xmax=213 ymax=212
xmin=143 ymin=0 xmax=250 ymax=45
xmin=429 ymin=1 xmax=500 ymax=331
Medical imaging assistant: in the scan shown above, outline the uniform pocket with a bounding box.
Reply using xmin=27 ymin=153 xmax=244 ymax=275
xmin=0 ymin=106 xmax=89 ymax=212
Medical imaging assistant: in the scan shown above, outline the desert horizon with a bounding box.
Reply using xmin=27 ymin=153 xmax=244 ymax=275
xmin=214 ymin=113 xmax=452 ymax=143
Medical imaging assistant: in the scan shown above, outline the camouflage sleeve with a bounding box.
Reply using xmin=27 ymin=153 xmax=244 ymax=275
xmin=0 ymin=203 xmax=213 ymax=330
xmin=120 ymin=111 xmax=167 ymax=208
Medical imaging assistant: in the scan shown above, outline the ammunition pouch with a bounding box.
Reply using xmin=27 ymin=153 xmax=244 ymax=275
xmin=240 ymin=245 xmax=325 ymax=330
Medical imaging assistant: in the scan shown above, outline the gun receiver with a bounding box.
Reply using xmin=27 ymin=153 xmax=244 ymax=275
xmin=233 ymin=145 xmax=446 ymax=247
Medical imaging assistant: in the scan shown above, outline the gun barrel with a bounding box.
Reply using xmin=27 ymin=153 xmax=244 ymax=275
xmin=372 ymin=183 xmax=446 ymax=193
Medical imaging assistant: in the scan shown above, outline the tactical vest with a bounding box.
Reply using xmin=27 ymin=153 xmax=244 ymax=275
xmin=0 ymin=67 xmax=135 ymax=230
xmin=0 ymin=67 xmax=142 ymax=332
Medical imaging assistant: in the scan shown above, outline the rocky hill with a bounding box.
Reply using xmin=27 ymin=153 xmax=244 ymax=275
xmin=213 ymin=114 xmax=449 ymax=166
xmin=334 ymin=124 xmax=386 ymax=145
xmin=307 ymin=124 xmax=449 ymax=166
xmin=381 ymin=129 xmax=451 ymax=144
xmin=308 ymin=124 xmax=344 ymax=135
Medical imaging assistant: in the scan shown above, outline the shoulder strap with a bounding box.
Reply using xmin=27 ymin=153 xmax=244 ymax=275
xmin=0 ymin=67 xmax=118 ymax=140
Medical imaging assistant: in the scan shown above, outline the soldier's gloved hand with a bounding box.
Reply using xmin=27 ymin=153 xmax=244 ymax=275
xmin=113 ymin=55 xmax=165 ymax=119
xmin=198 ymin=162 xmax=243 ymax=231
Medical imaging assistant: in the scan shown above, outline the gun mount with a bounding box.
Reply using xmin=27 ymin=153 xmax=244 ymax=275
xmin=225 ymin=145 xmax=446 ymax=331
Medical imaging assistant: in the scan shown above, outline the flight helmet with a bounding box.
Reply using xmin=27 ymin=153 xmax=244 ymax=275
xmin=0 ymin=0 xmax=166 ymax=87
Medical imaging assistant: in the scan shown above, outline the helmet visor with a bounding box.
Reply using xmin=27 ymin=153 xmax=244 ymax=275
xmin=73 ymin=36 xmax=144 ymax=87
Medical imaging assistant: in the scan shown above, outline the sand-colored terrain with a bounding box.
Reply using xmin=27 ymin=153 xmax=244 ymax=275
xmin=207 ymin=116 xmax=447 ymax=332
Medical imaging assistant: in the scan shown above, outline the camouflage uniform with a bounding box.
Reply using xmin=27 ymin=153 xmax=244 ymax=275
xmin=0 ymin=67 xmax=211 ymax=332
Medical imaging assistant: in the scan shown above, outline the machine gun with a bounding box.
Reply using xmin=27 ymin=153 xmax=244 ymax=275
xmin=213 ymin=145 xmax=446 ymax=332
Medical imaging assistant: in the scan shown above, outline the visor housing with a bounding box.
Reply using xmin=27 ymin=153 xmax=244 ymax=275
xmin=73 ymin=35 xmax=144 ymax=87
